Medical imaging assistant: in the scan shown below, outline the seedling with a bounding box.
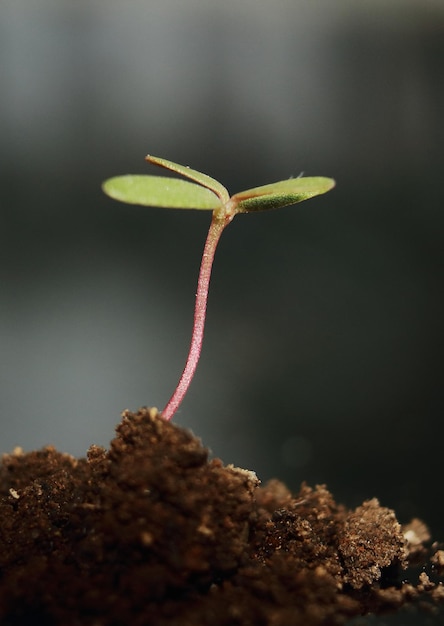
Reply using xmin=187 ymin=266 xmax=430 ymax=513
xmin=102 ymin=155 xmax=335 ymax=421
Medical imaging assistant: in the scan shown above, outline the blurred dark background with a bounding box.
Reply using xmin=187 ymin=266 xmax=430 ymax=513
xmin=1 ymin=0 xmax=443 ymax=570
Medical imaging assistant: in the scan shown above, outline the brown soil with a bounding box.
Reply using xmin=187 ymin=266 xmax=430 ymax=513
xmin=0 ymin=407 xmax=442 ymax=625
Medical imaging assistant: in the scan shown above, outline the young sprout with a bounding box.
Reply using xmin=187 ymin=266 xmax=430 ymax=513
xmin=102 ymin=155 xmax=335 ymax=421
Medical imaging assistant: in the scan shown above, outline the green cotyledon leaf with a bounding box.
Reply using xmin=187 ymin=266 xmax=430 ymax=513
xmin=231 ymin=177 xmax=336 ymax=213
xmin=145 ymin=155 xmax=230 ymax=203
xmin=102 ymin=175 xmax=222 ymax=210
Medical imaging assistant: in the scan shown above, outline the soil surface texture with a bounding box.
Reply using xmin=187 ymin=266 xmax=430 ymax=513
xmin=0 ymin=407 xmax=442 ymax=625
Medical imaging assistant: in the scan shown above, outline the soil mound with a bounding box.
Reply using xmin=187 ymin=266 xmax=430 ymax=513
xmin=0 ymin=408 xmax=442 ymax=625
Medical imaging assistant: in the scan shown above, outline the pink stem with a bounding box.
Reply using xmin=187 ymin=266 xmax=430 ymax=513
xmin=161 ymin=213 xmax=232 ymax=420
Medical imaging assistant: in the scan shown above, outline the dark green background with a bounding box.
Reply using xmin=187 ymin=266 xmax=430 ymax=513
xmin=1 ymin=5 xmax=443 ymax=609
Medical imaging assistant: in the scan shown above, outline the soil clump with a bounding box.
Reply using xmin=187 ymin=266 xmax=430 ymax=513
xmin=0 ymin=407 xmax=442 ymax=625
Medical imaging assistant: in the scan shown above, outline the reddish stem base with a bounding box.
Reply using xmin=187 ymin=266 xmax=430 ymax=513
xmin=161 ymin=213 xmax=232 ymax=420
